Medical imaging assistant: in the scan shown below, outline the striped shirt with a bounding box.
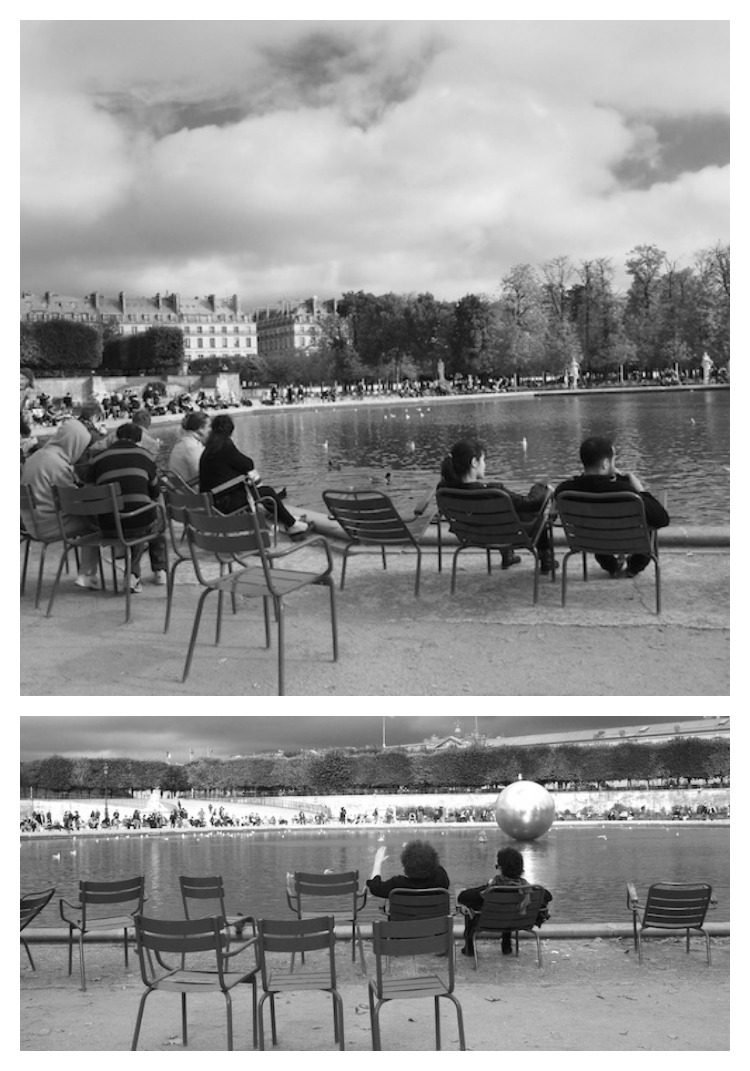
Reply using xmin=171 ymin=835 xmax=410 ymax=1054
xmin=90 ymin=442 xmax=159 ymax=536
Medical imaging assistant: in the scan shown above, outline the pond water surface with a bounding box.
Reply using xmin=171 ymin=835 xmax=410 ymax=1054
xmin=21 ymin=824 xmax=729 ymax=925
xmin=156 ymin=390 xmax=729 ymax=526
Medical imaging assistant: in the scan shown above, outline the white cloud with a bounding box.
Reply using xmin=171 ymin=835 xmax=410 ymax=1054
xmin=20 ymin=19 xmax=729 ymax=302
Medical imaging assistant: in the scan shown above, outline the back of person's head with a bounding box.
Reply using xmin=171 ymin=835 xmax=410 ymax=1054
xmin=131 ymin=409 xmax=152 ymax=430
xmin=496 ymin=846 xmax=524 ymax=879
xmin=400 ymin=839 xmax=440 ymax=880
xmin=579 ymin=436 xmax=614 ymax=470
xmin=210 ymin=413 xmax=235 ymax=437
xmin=440 ymin=438 xmax=485 ymax=484
xmin=116 ymin=422 xmax=143 ymax=444
xmin=182 ymin=411 xmax=210 ymax=433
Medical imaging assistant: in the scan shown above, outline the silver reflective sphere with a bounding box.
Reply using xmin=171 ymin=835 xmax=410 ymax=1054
xmin=495 ymin=781 xmax=555 ymax=841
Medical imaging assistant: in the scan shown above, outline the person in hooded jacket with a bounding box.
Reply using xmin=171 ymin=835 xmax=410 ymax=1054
xmin=20 ymin=419 xmax=101 ymax=589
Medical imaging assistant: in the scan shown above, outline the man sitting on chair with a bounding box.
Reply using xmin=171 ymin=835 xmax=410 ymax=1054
xmin=554 ymin=436 xmax=669 ymax=577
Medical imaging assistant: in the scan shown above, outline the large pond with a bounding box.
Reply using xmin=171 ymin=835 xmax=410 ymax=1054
xmin=21 ymin=824 xmax=729 ymax=925
xmin=155 ymin=390 xmax=729 ymax=526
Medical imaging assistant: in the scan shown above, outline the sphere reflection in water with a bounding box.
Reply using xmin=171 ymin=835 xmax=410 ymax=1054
xmin=495 ymin=781 xmax=555 ymax=841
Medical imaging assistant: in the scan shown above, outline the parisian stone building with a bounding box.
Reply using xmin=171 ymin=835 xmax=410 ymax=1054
xmin=20 ymin=291 xmax=258 ymax=374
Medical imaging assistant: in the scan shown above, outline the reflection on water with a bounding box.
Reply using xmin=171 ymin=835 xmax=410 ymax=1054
xmin=21 ymin=824 xmax=729 ymax=924
xmin=156 ymin=391 xmax=729 ymax=525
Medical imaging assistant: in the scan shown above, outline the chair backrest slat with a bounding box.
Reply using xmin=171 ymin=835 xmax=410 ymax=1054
xmin=436 ymin=488 xmax=538 ymax=550
xmin=21 ymin=887 xmax=56 ymax=930
xmin=476 ymin=885 xmax=546 ymax=931
xmin=134 ymin=914 xmax=228 ymax=985
xmin=179 ymin=875 xmax=227 ymax=920
xmin=79 ymin=876 xmax=145 ymax=918
xmin=555 ymin=491 xmax=653 ymax=556
xmin=643 ymin=883 xmax=712 ymax=929
xmin=372 ymin=915 xmax=455 ymax=994
xmin=387 ymin=887 xmax=451 ymax=921
xmin=322 ymin=490 xmax=418 ymax=546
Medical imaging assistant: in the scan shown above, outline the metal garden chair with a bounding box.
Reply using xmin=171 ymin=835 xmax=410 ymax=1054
xmin=131 ymin=914 xmax=258 ymax=1050
xmin=466 ymin=884 xmax=549 ymax=968
xmin=162 ymin=487 xmax=213 ymax=632
xmin=322 ymin=488 xmax=432 ymax=596
xmin=368 ymin=915 xmax=466 ymax=1050
xmin=626 ymin=881 xmax=716 ymax=965
xmin=181 ymin=504 xmax=338 ymax=695
xmin=59 ymin=875 xmax=145 ymax=990
xmin=256 ymin=916 xmax=345 ymax=1050
xmin=20 ymin=484 xmax=67 ymax=607
xmin=20 ymin=886 xmax=56 ymax=970
xmin=435 ymin=486 xmax=554 ymax=603
xmin=285 ymin=870 xmax=368 ymax=968
xmin=555 ymin=490 xmax=662 ymax=613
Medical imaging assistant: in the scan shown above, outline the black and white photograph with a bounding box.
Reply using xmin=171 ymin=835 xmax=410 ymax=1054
xmin=19 ymin=713 xmax=730 ymax=1051
xmin=19 ymin=12 xmax=730 ymax=698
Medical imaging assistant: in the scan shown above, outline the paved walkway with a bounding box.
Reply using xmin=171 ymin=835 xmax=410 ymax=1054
xmin=20 ymin=534 xmax=729 ymax=696
xmin=20 ymin=935 xmax=729 ymax=1050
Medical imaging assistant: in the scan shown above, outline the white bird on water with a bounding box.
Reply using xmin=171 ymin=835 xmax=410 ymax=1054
xmin=521 ymin=437 xmax=528 ymax=451
xmin=52 ymin=852 xmax=61 ymax=860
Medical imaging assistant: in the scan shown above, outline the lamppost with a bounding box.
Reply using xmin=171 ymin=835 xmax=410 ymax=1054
xmin=103 ymin=762 xmax=109 ymax=825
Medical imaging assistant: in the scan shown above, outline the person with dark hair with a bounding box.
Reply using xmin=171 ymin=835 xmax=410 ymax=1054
xmin=199 ymin=413 xmax=310 ymax=536
xmin=366 ymin=838 xmax=450 ymax=899
xmin=90 ymin=423 xmax=166 ymax=593
xmin=554 ymin=436 xmax=669 ymax=577
xmin=457 ymin=846 xmax=552 ymax=956
xmin=167 ymin=411 xmax=211 ymax=487
xmin=438 ymin=438 xmax=555 ymax=573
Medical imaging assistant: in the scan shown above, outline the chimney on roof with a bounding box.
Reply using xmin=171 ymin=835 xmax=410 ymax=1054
xmin=209 ymin=295 xmax=216 ymax=312
xmin=172 ymin=293 xmax=181 ymax=314
xmin=89 ymin=292 xmax=100 ymax=310
xmin=119 ymin=291 xmax=126 ymax=314
xmin=155 ymin=292 xmax=162 ymax=309
xmin=232 ymin=294 xmax=240 ymax=314
xmin=44 ymin=291 xmax=52 ymax=305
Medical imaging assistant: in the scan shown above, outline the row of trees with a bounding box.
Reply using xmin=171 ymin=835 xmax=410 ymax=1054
xmin=20 ymin=322 xmax=186 ymax=377
xmin=21 ymin=737 xmax=729 ymax=799
xmin=19 ymin=243 xmax=729 ymax=384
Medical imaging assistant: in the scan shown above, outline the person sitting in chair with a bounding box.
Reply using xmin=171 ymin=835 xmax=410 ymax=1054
xmin=457 ymin=846 xmax=552 ymax=956
xmin=198 ymin=413 xmax=310 ymax=536
xmin=438 ymin=438 xmax=555 ymax=573
xmin=366 ymin=839 xmax=449 ymax=900
xmin=554 ymin=436 xmax=669 ymax=577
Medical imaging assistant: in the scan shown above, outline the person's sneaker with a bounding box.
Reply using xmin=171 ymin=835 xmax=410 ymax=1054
xmin=540 ymin=557 xmax=558 ymax=575
xmin=129 ymin=575 xmax=142 ymax=594
xmin=501 ymin=938 xmax=513 ymax=955
xmin=607 ymin=556 xmax=626 ymax=577
xmin=152 ymin=570 xmax=167 ymax=586
xmin=501 ymin=553 xmax=521 ymax=569
xmin=74 ymin=574 xmax=101 ymax=590
xmin=286 ymin=520 xmax=311 ymax=537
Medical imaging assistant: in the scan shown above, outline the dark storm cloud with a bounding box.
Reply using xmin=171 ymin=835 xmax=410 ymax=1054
xmin=20 ymin=715 xmax=712 ymax=762
xmin=613 ymin=113 xmax=731 ymax=189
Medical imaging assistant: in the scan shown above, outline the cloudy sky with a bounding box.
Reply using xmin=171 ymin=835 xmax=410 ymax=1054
xmin=19 ymin=13 xmax=729 ymax=306
xmin=19 ymin=714 xmax=713 ymax=761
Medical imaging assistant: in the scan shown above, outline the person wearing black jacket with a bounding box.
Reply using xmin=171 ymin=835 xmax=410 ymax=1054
xmin=366 ymin=839 xmax=449 ymax=899
xmin=555 ymin=436 xmax=669 ymax=577
xmin=198 ymin=413 xmax=310 ymax=536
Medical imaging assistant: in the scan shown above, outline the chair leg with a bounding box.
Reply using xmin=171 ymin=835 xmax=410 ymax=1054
xmin=131 ymin=989 xmax=152 ymax=1050
xmin=380 ymin=546 xmax=387 ymax=570
xmin=182 ymin=588 xmax=213 ymax=681
xmin=340 ymin=549 xmax=349 ymax=590
xmin=434 ymin=994 xmax=441 ymax=1049
xmin=34 ymin=544 xmax=48 ymax=608
xmin=447 ymin=994 xmax=466 ymax=1050
xmin=124 ymin=546 xmax=132 ymax=624
xmin=182 ymin=991 xmax=188 ymax=1046
xmin=225 ymin=992 xmax=233 ymax=1050
xmin=450 ymin=549 xmax=460 ymax=594
xmin=276 ymin=597 xmax=285 ymax=696
xmin=654 ymin=557 xmax=661 ymax=614
xmin=262 ymin=596 xmax=271 ymax=648
xmin=215 ymin=589 xmax=224 ymax=645
xmin=333 ymin=991 xmax=345 ymax=1049
xmin=532 ymin=554 xmax=540 ymax=604
xmin=46 ymin=548 xmax=70 ymax=617
xmin=21 ymin=539 xmax=31 ymax=596
xmin=21 ymin=938 xmax=35 ymax=970
xmin=369 ymin=990 xmax=381 ymax=1050
xmin=327 ymin=581 xmax=339 ymax=661
xmin=78 ymin=931 xmax=86 ymax=991
xmin=414 ymin=547 xmax=422 ymax=597
xmin=164 ymin=560 xmax=180 ymax=632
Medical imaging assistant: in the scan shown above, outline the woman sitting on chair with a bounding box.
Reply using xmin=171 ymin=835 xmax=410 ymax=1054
xmin=438 ymin=437 xmax=555 ymax=573
xmin=366 ymin=839 xmax=450 ymax=900
xmin=457 ymin=846 xmax=552 ymax=956
xmin=167 ymin=411 xmax=210 ymax=488
xmin=198 ymin=413 xmax=310 ymax=536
